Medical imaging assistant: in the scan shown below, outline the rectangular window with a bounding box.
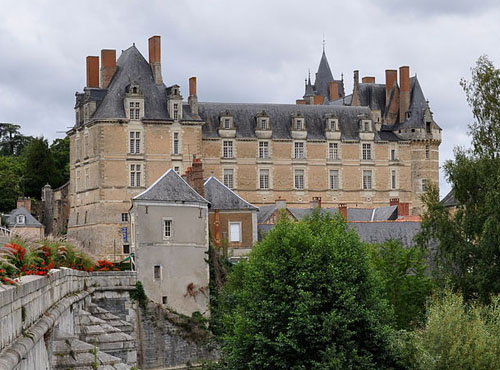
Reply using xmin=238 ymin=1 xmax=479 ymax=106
xmin=173 ymin=132 xmax=180 ymax=155
xmin=153 ymin=265 xmax=161 ymax=280
xmin=295 ymin=119 xmax=304 ymax=130
xmin=294 ymin=169 xmax=304 ymax=190
xmin=391 ymin=170 xmax=397 ymax=190
xmin=422 ymin=179 xmax=428 ymax=192
xmin=130 ymin=164 xmax=141 ymax=187
xmin=258 ymin=141 xmax=269 ymax=159
xmin=294 ymin=142 xmax=305 ymax=159
xmin=130 ymin=102 xmax=140 ymax=120
xmin=362 ymin=143 xmax=372 ymax=160
xmin=425 ymin=145 xmax=430 ymax=159
xmin=260 ymin=119 xmax=268 ymax=130
xmin=129 ymin=131 xmax=141 ymax=154
xmin=223 ymin=169 xmax=234 ymax=189
xmin=121 ymin=213 xmax=129 ymax=222
xmin=173 ymin=103 xmax=178 ymax=120
xmin=223 ymin=140 xmax=233 ymax=158
xmin=363 ymin=170 xmax=372 ymax=190
xmin=223 ymin=118 xmax=231 ymax=129
xmin=229 ymin=222 xmax=241 ymax=242
xmin=163 ymin=219 xmax=172 ymax=238
xmin=259 ymin=169 xmax=269 ymax=190
xmin=123 ymin=244 xmax=130 ymax=254
xmin=329 ymin=170 xmax=339 ymax=190
xmin=328 ymin=142 xmax=339 ymax=160
xmin=391 ymin=149 xmax=396 ymax=161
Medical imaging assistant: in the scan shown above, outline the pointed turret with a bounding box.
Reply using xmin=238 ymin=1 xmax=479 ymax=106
xmin=314 ymin=50 xmax=335 ymax=100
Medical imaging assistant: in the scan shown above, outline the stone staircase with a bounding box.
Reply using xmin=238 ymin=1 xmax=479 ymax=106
xmin=86 ymin=303 xmax=134 ymax=335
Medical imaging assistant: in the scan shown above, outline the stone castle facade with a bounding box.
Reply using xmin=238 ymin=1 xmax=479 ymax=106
xmin=67 ymin=36 xmax=441 ymax=259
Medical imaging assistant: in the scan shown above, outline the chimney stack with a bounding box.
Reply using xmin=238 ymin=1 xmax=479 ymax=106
xmin=390 ymin=198 xmax=410 ymax=217
xmin=385 ymin=69 xmax=398 ymax=102
xmin=329 ymin=81 xmax=339 ymax=101
xmin=188 ymin=76 xmax=200 ymax=119
xmin=17 ymin=197 xmax=31 ymax=213
xmin=338 ymin=203 xmax=348 ymax=220
xmin=86 ymin=56 xmax=99 ymax=88
xmin=362 ymin=76 xmax=375 ymax=83
xmin=100 ymin=49 xmax=116 ymax=89
xmin=148 ymin=35 xmax=163 ymax=85
xmin=190 ymin=158 xmax=205 ymax=198
xmin=399 ymin=66 xmax=410 ymax=123
xmin=352 ymin=70 xmax=360 ymax=106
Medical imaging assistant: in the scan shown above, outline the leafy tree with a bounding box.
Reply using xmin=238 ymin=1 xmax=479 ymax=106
xmin=217 ymin=212 xmax=402 ymax=369
xmin=0 ymin=155 xmax=24 ymax=212
xmin=417 ymin=56 xmax=500 ymax=302
xmin=401 ymin=291 xmax=500 ymax=370
xmin=50 ymin=136 xmax=70 ymax=188
xmin=22 ymin=137 xmax=56 ymax=198
xmin=0 ymin=123 xmax=33 ymax=156
xmin=368 ymin=240 xmax=434 ymax=330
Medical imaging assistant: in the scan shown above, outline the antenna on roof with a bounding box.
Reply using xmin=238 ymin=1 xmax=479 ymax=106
xmin=322 ymin=34 xmax=326 ymax=52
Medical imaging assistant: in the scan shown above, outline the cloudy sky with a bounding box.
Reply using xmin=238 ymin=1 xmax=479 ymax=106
xmin=1 ymin=0 xmax=499 ymax=197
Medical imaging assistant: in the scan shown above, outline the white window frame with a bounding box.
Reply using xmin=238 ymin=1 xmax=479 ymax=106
xmin=259 ymin=118 xmax=269 ymax=130
xmin=294 ymin=169 xmax=305 ymax=190
xmin=328 ymin=142 xmax=340 ymax=160
xmin=294 ymin=118 xmax=304 ymax=131
xmin=222 ymin=140 xmax=234 ymax=158
xmin=259 ymin=169 xmax=270 ymax=190
xmin=130 ymin=163 xmax=142 ymax=187
xmin=362 ymin=143 xmax=372 ymax=161
xmin=229 ymin=221 xmax=242 ymax=243
xmin=329 ymin=169 xmax=340 ymax=190
xmin=129 ymin=131 xmax=141 ymax=154
xmin=258 ymin=141 xmax=269 ymax=159
xmin=173 ymin=132 xmax=180 ymax=155
xmin=16 ymin=215 xmax=25 ymax=225
xmin=363 ymin=170 xmax=373 ymax=190
xmin=163 ymin=218 xmax=173 ymax=240
xmin=129 ymin=101 xmax=141 ymax=120
xmin=294 ymin=141 xmax=305 ymax=159
xmin=223 ymin=168 xmax=234 ymax=189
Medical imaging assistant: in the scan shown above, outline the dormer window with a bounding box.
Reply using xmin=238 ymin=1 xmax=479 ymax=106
xmin=260 ymin=118 xmax=269 ymax=130
xmin=327 ymin=119 xmax=339 ymax=131
xmin=426 ymin=122 xmax=431 ymax=133
xmin=173 ymin=103 xmax=179 ymax=120
xmin=224 ymin=118 xmax=231 ymax=129
xmin=220 ymin=113 xmax=234 ymax=129
xmin=130 ymin=102 xmax=140 ymax=120
xmin=360 ymin=120 xmax=372 ymax=132
xmin=16 ymin=215 xmax=25 ymax=225
xmin=295 ymin=119 xmax=304 ymax=130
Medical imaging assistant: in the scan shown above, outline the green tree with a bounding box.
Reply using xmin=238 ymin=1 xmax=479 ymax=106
xmin=0 ymin=156 xmax=24 ymax=212
xmin=417 ymin=56 xmax=500 ymax=302
xmin=368 ymin=240 xmax=434 ymax=330
xmin=22 ymin=137 xmax=56 ymax=198
xmin=50 ymin=136 xmax=70 ymax=188
xmin=0 ymin=123 xmax=33 ymax=156
xmin=217 ymin=212 xmax=401 ymax=369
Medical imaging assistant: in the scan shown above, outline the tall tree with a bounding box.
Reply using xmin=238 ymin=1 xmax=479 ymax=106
xmin=0 ymin=156 xmax=24 ymax=212
xmin=418 ymin=56 xmax=500 ymax=302
xmin=217 ymin=212 xmax=401 ymax=369
xmin=50 ymin=136 xmax=70 ymax=188
xmin=22 ymin=137 xmax=56 ymax=198
xmin=0 ymin=123 xmax=33 ymax=156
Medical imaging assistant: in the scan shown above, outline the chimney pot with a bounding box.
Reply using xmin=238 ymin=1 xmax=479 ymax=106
xmin=399 ymin=66 xmax=410 ymax=122
xmin=148 ymin=36 xmax=162 ymax=84
xmin=86 ymin=56 xmax=99 ymax=88
xmin=362 ymin=76 xmax=375 ymax=83
xmin=100 ymin=49 xmax=116 ymax=89
xmin=189 ymin=76 xmax=197 ymax=96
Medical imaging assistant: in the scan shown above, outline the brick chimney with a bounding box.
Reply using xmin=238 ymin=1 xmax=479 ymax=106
xmin=329 ymin=81 xmax=339 ymax=101
xmin=390 ymin=198 xmax=410 ymax=217
xmin=17 ymin=197 xmax=31 ymax=213
xmin=385 ymin=69 xmax=397 ymax=102
xmin=188 ymin=76 xmax=199 ymax=119
xmin=313 ymin=95 xmax=324 ymax=105
xmin=86 ymin=56 xmax=99 ymax=88
xmin=399 ymin=66 xmax=410 ymax=123
xmin=351 ymin=71 xmax=360 ymax=106
xmin=310 ymin=197 xmax=322 ymax=209
xmin=362 ymin=76 xmax=375 ymax=83
xmin=190 ymin=158 xmax=205 ymax=198
xmin=338 ymin=203 xmax=348 ymax=220
xmin=100 ymin=49 xmax=116 ymax=89
xmin=148 ymin=35 xmax=163 ymax=85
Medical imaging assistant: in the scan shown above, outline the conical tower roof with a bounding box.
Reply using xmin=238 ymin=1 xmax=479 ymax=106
xmin=314 ymin=50 xmax=335 ymax=100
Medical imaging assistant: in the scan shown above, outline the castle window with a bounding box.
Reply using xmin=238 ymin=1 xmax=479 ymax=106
xmin=222 ymin=140 xmax=233 ymax=158
xmin=163 ymin=219 xmax=172 ymax=239
xmin=295 ymin=119 xmax=304 ymax=131
xmin=121 ymin=213 xmax=129 ymax=222
xmin=422 ymin=179 xmax=428 ymax=192
xmin=224 ymin=118 xmax=231 ymax=129
xmin=294 ymin=142 xmax=305 ymax=159
xmin=327 ymin=119 xmax=339 ymax=131
xmin=294 ymin=169 xmax=305 ymax=190
xmin=391 ymin=170 xmax=397 ymax=190
xmin=173 ymin=132 xmax=180 ymax=155
xmin=259 ymin=169 xmax=269 ymax=190
xmin=16 ymin=215 xmax=25 ymax=225
xmin=229 ymin=222 xmax=242 ymax=243
xmin=258 ymin=141 xmax=269 ymax=159
xmin=426 ymin=122 xmax=431 ymax=133
xmin=153 ymin=265 xmax=162 ymax=280
xmin=223 ymin=169 xmax=234 ymax=189
xmin=130 ymin=164 xmax=142 ymax=187
xmin=425 ymin=145 xmax=430 ymax=159
xmin=328 ymin=142 xmax=339 ymax=160
xmin=129 ymin=102 xmax=140 ymax=120
xmin=390 ymin=148 xmax=397 ymax=161
xmin=123 ymin=244 xmax=130 ymax=254
xmin=362 ymin=143 xmax=372 ymax=160
xmin=173 ymin=103 xmax=179 ymax=120
xmin=329 ymin=170 xmax=340 ymax=190
xmin=260 ymin=119 xmax=269 ymax=130
xmin=129 ymin=132 xmax=141 ymax=154
xmin=363 ymin=170 xmax=373 ymax=190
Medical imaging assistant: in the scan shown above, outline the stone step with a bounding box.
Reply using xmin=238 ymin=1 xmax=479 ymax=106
xmin=86 ymin=303 xmax=134 ymax=334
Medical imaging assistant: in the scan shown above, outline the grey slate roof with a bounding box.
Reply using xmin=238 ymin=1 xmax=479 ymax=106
xmin=92 ymin=46 xmax=170 ymax=121
xmin=133 ymin=169 xmax=209 ymax=204
xmin=314 ymin=51 xmax=335 ymax=99
xmin=349 ymin=221 xmax=422 ymax=248
xmin=197 ymin=102 xmax=373 ymax=141
xmin=357 ymin=83 xmax=386 ymax=112
xmin=441 ymin=189 xmax=458 ymax=208
xmin=7 ymin=207 xmax=43 ymax=228
xmin=204 ymin=176 xmax=258 ymax=211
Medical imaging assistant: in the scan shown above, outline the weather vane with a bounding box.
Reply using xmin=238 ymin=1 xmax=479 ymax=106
xmin=322 ymin=33 xmax=326 ymax=51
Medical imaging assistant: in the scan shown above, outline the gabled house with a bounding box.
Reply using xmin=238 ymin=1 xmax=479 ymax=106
xmin=6 ymin=198 xmax=44 ymax=239
xmin=129 ymin=169 xmax=210 ymax=316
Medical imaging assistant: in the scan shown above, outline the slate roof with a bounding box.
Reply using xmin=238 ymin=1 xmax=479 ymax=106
xmin=92 ymin=46 xmax=170 ymax=121
xmin=7 ymin=207 xmax=43 ymax=228
xmin=313 ymin=51 xmax=345 ymax=100
xmin=133 ymin=169 xmax=209 ymax=204
xmin=349 ymin=221 xmax=422 ymax=248
xmin=441 ymin=189 xmax=458 ymax=208
xmin=357 ymin=83 xmax=386 ymax=112
xmin=204 ymin=176 xmax=258 ymax=211
xmin=196 ymin=102 xmax=374 ymax=141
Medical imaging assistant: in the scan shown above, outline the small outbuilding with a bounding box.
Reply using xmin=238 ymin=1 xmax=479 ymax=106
xmin=6 ymin=199 xmax=44 ymax=239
